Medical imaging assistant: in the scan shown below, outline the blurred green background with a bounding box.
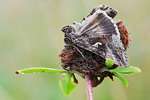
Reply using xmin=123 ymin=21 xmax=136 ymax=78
xmin=0 ymin=0 xmax=149 ymax=100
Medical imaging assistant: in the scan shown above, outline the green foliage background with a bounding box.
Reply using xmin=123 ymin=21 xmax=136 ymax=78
xmin=0 ymin=0 xmax=149 ymax=100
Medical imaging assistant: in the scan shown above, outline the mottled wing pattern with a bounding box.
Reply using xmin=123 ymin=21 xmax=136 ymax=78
xmin=72 ymin=10 xmax=128 ymax=67
xmin=87 ymin=5 xmax=118 ymax=18
xmin=61 ymin=5 xmax=128 ymax=67
xmin=81 ymin=13 xmax=118 ymax=35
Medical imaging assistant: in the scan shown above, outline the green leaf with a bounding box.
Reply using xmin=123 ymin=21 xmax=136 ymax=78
xmin=113 ymin=72 xmax=128 ymax=87
xmin=15 ymin=67 xmax=68 ymax=74
xmin=59 ymin=73 xmax=78 ymax=96
xmin=109 ymin=66 xmax=141 ymax=74
xmin=105 ymin=58 xmax=114 ymax=68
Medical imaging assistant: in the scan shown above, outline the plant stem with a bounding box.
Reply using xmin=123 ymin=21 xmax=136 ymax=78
xmin=85 ymin=75 xmax=94 ymax=100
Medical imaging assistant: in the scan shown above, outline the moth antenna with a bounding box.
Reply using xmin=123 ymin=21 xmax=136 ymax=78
xmin=73 ymin=45 xmax=86 ymax=60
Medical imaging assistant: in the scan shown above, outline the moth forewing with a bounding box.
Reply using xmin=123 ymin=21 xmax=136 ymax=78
xmin=61 ymin=5 xmax=129 ymax=67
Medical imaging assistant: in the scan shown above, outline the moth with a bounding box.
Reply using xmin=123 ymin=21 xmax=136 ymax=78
xmin=61 ymin=5 xmax=129 ymax=67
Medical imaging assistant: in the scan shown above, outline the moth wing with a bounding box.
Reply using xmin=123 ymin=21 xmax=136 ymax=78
xmin=73 ymin=11 xmax=128 ymax=67
xmin=87 ymin=5 xmax=118 ymax=19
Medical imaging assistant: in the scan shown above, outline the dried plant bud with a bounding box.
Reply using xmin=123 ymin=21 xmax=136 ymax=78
xmin=116 ymin=20 xmax=132 ymax=50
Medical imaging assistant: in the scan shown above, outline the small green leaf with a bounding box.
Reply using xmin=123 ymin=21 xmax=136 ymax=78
xmin=59 ymin=73 xmax=78 ymax=96
xmin=109 ymin=66 xmax=141 ymax=74
xmin=15 ymin=67 xmax=68 ymax=74
xmin=105 ymin=58 xmax=114 ymax=68
xmin=113 ymin=72 xmax=128 ymax=87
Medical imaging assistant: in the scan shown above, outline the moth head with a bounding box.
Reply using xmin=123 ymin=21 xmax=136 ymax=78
xmin=61 ymin=25 xmax=77 ymax=45
xmin=61 ymin=25 xmax=75 ymax=33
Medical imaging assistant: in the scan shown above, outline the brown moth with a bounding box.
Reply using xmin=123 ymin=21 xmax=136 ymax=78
xmin=60 ymin=5 xmax=131 ymax=87
xmin=61 ymin=5 xmax=128 ymax=67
